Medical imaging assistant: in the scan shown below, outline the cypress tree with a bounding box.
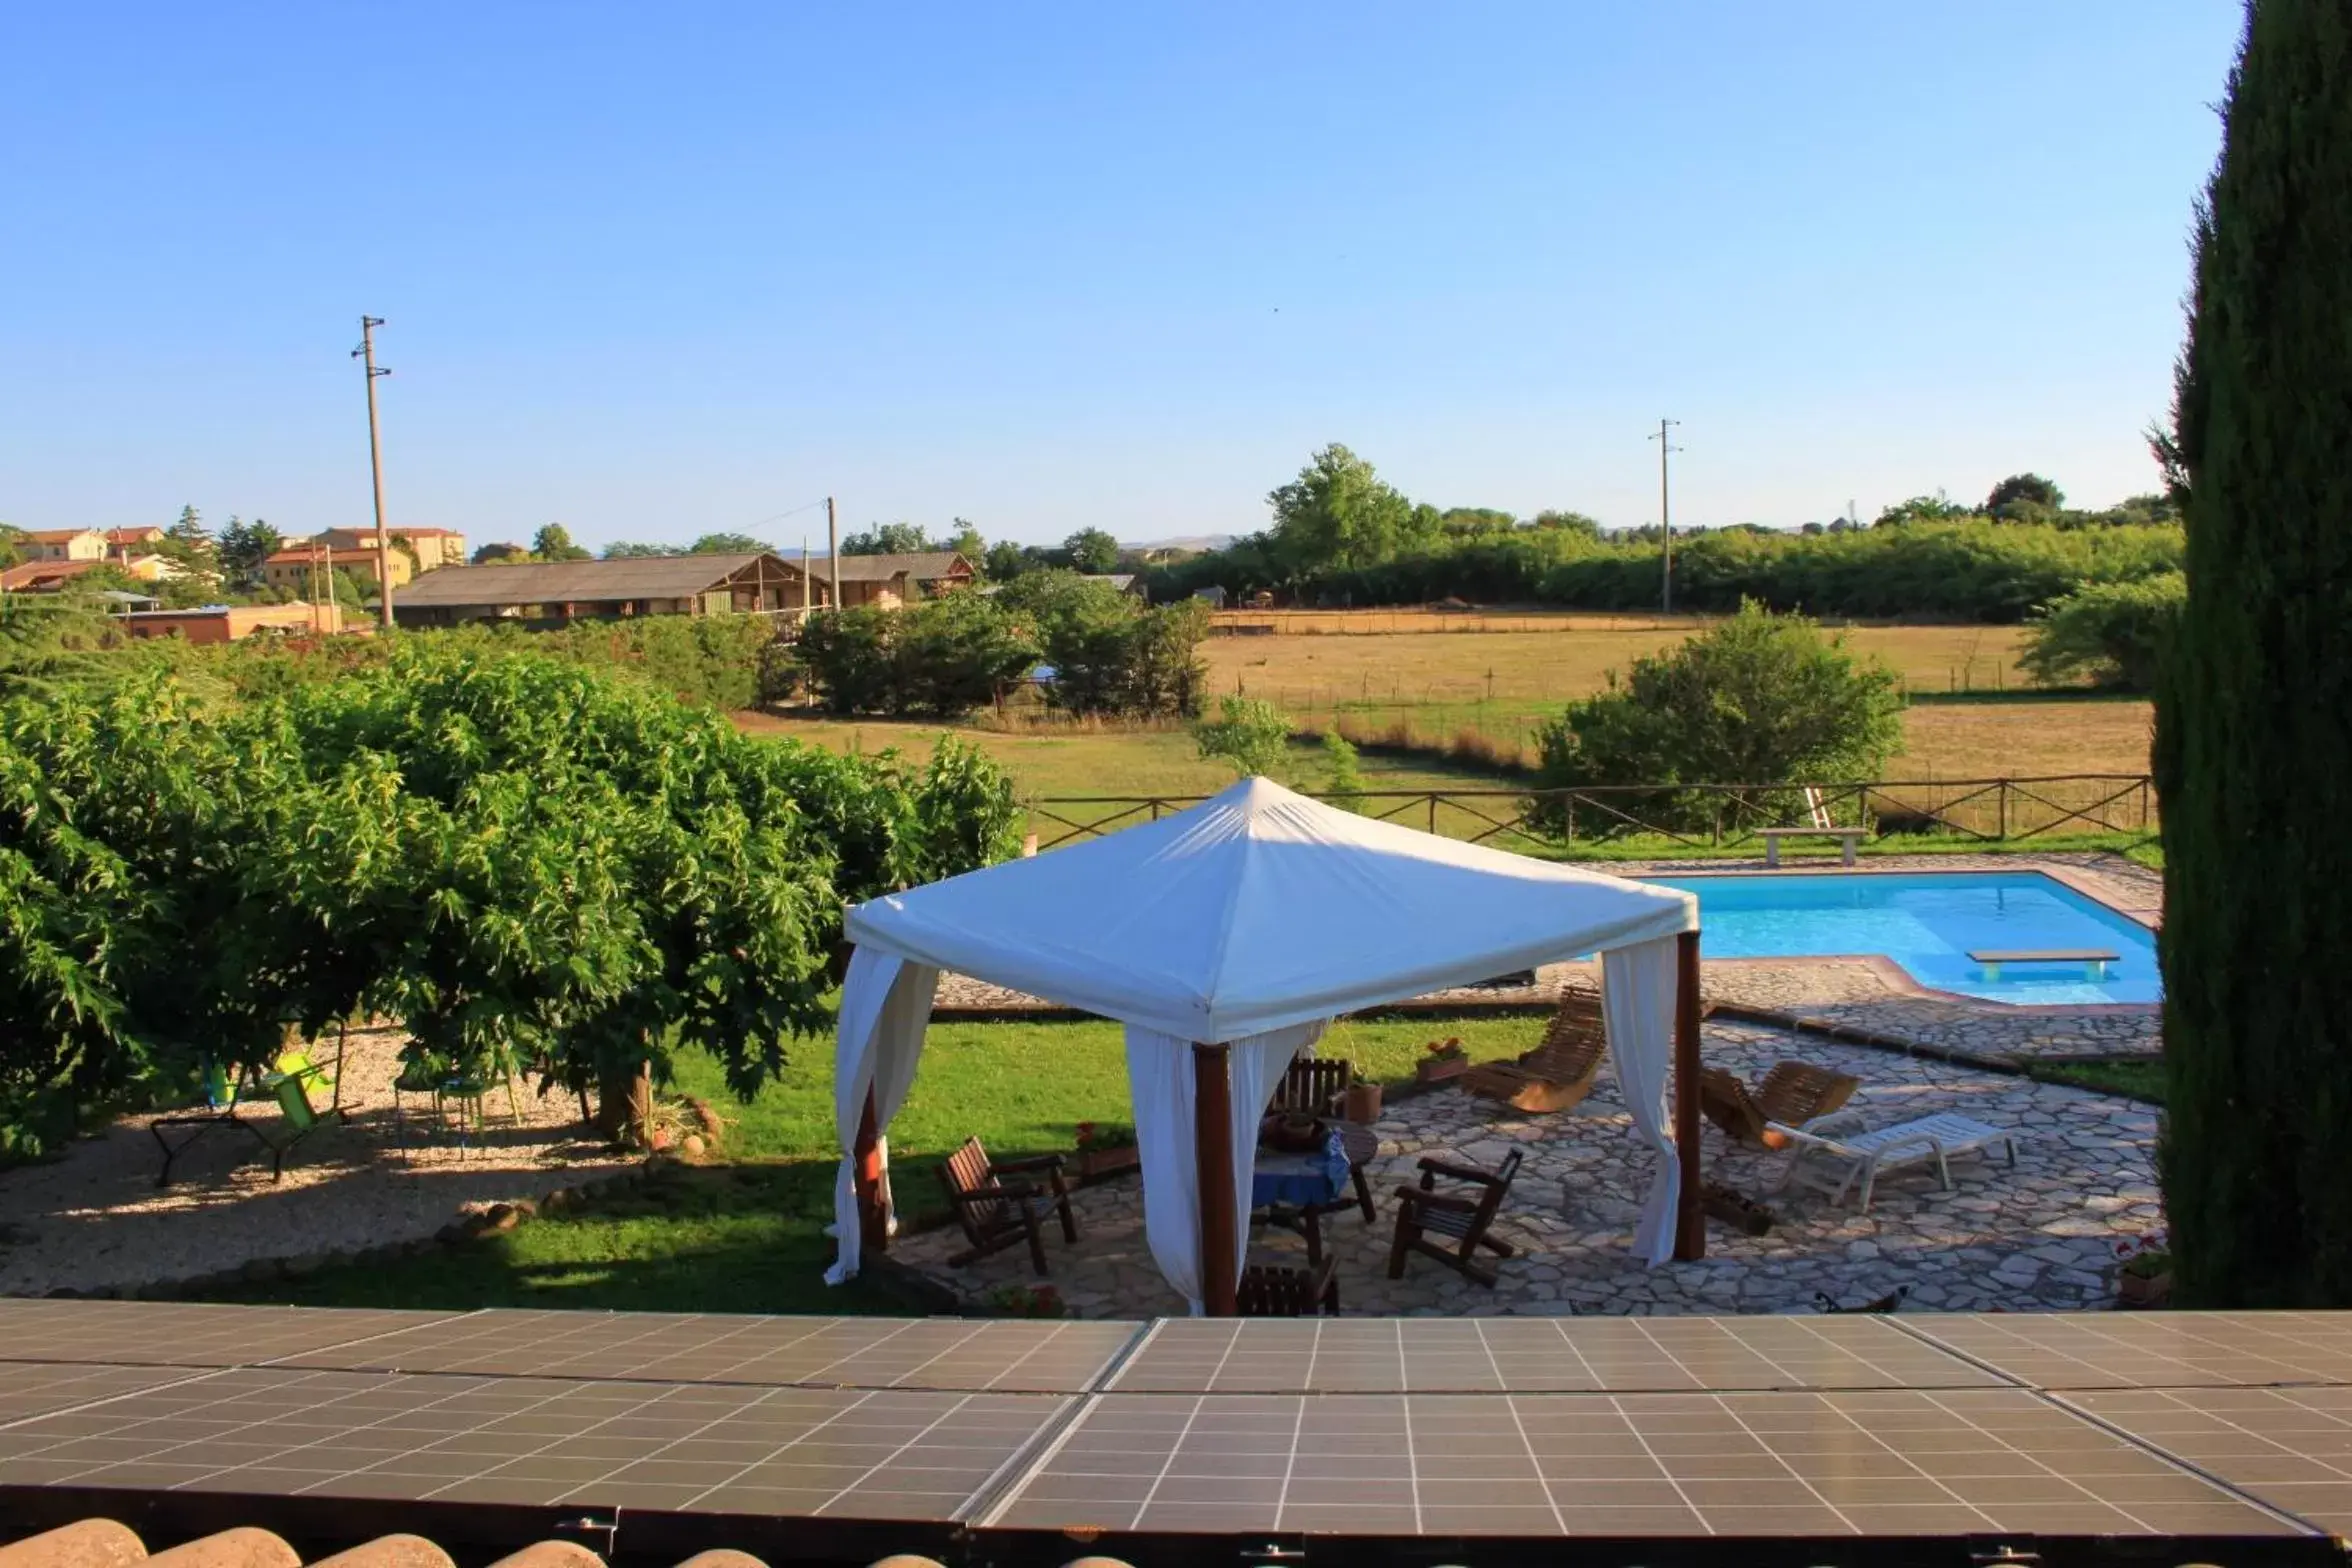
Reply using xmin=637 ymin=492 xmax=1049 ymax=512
xmin=2155 ymin=0 xmax=2352 ymax=1305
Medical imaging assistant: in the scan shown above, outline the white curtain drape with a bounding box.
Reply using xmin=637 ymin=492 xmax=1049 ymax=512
xmin=824 ymin=946 xmax=941 ymax=1285
xmin=1600 ymin=935 xmax=1682 ymax=1266
xmin=1123 ymin=1018 xmax=1328 ymax=1313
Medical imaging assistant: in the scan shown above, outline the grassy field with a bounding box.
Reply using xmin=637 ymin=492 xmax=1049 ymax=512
xmin=194 ymin=1016 xmax=1547 ymax=1314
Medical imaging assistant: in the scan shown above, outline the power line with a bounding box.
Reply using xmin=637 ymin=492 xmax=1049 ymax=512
xmin=1649 ymin=417 xmax=1682 ymax=613
xmin=352 ymin=316 xmax=394 ymax=632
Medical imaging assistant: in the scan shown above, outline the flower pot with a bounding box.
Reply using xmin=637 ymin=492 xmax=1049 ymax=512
xmin=1416 ymin=1055 xmax=1467 ymax=1086
xmin=2117 ymin=1269 xmax=2172 ymax=1309
xmin=1077 ymin=1145 xmax=1140 ymax=1181
xmin=1342 ymin=1083 xmax=1383 ymax=1123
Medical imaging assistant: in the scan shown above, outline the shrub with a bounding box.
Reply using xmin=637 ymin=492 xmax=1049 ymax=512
xmin=1320 ymin=729 xmax=1367 ymax=810
xmin=1195 ymin=696 xmax=1292 ymax=780
xmin=1007 ymin=573 xmax=1208 ymax=719
xmin=795 ymin=597 xmax=1037 ymax=719
xmin=2020 ymin=573 xmax=2183 ymax=691
xmin=1529 ymin=601 xmax=1906 ymax=835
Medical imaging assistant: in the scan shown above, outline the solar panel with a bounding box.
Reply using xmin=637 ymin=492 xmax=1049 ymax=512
xmin=267 ymin=1311 xmax=1143 ymax=1393
xmin=1106 ymin=1314 xmax=2003 ymax=1394
xmin=2068 ymin=1386 xmax=2352 ymax=1536
xmin=0 ymin=1301 xmax=462 ymax=1369
xmin=1898 ymin=1311 xmax=2352 ymax=1390
xmin=0 ymin=1366 xmax=1068 ymax=1522
xmin=979 ymin=1388 xmax=2308 ymax=1540
xmin=0 ymin=1362 xmax=212 ymax=1426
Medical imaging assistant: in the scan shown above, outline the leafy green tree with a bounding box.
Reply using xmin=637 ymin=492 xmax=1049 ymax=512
xmin=166 ymin=505 xmax=210 ymax=550
xmin=795 ymin=596 xmax=1038 ymax=718
xmin=983 ymin=540 xmax=1032 ymax=581
xmin=1986 ymin=474 xmax=2065 ymax=519
xmin=216 ymin=518 xmax=285 ymax=581
xmin=1320 ymin=729 xmax=1367 ymax=810
xmin=1266 ymin=444 xmax=1424 ymax=575
xmin=1064 ymin=527 xmax=1121 ymax=574
xmin=0 ymin=525 xmax=24 ymax=570
xmin=532 ymin=523 xmax=592 ymax=561
xmin=842 ymin=521 xmax=934 ymax=556
xmin=1875 ymin=493 xmax=1974 ymax=527
xmin=688 ymin=532 xmax=775 ymax=555
xmin=1440 ymin=508 xmax=1518 ymax=536
xmin=1531 ymin=509 xmax=1602 ymax=537
xmin=1194 ymin=696 xmax=1291 ymax=780
xmin=1530 ymin=601 xmax=1905 ymax=834
xmin=2021 ymin=574 xmax=2183 ymax=691
xmin=2154 ymin=0 xmax=2352 ymax=1308
xmin=603 ymin=541 xmax=683 ymax=558
xmin=945 ymin=519 xmax=987 ymax=559
xmin=474 ymin=542 xmax=531 ymax=565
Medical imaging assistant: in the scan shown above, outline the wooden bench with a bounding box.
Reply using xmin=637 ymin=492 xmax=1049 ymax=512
xmin=1759 ymin=826 xmax=1867 ymax=866
xmin=1968 ymin=948 xmax=2121 ymax=980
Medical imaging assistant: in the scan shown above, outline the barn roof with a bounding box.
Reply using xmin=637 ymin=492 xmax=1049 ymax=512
xmin=389 ymin=553 xmax=774 ymax=607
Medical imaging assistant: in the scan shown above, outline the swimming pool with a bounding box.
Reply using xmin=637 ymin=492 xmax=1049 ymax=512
xmin=1638 ymin=871 xmax=2159 ymax=1005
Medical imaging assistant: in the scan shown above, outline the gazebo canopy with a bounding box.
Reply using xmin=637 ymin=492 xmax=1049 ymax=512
xmin=829 ymin=778 xmax=1706 ymax=1314
xmin=846 ymin=777 xmax=1696 ymax=1038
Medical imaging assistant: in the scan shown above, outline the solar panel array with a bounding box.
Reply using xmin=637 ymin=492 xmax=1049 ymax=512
xmin=1 ymin=1303 xmax=2349 ymax=1554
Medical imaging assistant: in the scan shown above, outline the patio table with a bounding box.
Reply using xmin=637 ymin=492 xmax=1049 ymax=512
xmin=1253 ymin=1128 xmax=1353 ymax=1264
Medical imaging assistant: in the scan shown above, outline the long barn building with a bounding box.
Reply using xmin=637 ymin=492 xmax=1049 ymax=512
xmin=386 ymin=551 xmax=972 ymax=627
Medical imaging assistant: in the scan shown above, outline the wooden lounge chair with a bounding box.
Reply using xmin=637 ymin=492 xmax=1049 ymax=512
xmin=1238 ymin=1257 xmax=1341 ymax=1317
xmin=1460 ymin=989 xmax=1607 ymax=1114
xmin=1388 ymin=1149 xmax=1523 ymax=1287
xmin=1270 ymin=1056 xmax=1351 ymax=1120
xmin=937 ymin=1136 xmax=1080 ymax=1276
xmin=1699 ymin=1061 xmax=1860 ymax=1149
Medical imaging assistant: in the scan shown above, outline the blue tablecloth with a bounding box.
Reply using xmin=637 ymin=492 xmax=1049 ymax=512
xmin=1252 ymin=1128 xmax=1351 ymax=1209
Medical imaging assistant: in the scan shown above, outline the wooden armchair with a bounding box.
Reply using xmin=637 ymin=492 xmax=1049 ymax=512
xmin=1387 ymin=1149 xmax=1523 ymax=1286
xmin=1270 ymin=1056 xmax=1350 ymax=1120
xmin=1238 ymin=1257 xmax=1341 ymax=1317
xmin=936 ymin=1136 xmax=1080 ymax=1275
xmin=1460 ymin=989 xmax=1608 ymax=1114
xmin=1700 ymin=1061 xmax=1860 ymax=1149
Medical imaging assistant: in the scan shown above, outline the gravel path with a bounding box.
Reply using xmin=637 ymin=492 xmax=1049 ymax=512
xmin=0 ymin=1027 xmax=632 ymax=1298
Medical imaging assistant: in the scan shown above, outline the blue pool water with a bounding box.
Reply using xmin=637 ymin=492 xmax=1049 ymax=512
xmin=1638 ymin=871 xmax=2160 ymax=1005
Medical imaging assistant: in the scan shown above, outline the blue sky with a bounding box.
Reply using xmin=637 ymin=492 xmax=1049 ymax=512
xmin=0 ymin=4 xmax=2240 ymax=551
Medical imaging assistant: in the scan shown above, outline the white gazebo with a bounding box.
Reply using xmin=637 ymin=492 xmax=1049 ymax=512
xmin=826 ymin=777 xmax=1706 ymax=1315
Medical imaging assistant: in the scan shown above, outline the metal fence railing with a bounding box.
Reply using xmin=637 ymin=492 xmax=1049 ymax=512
xmin=1025 ymin=775 xmax=2156 ymax=854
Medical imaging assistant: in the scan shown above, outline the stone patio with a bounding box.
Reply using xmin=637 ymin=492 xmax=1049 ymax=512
xmin=890 ymin=1016 xmax=2162 ymax=1318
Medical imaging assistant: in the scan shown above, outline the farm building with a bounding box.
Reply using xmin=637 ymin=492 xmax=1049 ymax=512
xmin=259 ymin=544 xmax=413 ymax=594
xmin=315 ymin=526 xmax=468 ymax=571
xmin=387 ymin=552 xmax=812 ymax=627
xmin=798 ymin=550 xmax=975 ymax=607
xmin=116 ymin=602 xmax=341 ymax=642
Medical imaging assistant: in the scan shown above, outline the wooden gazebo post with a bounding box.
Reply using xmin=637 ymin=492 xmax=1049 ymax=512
xmin=1193 ymin=1042 xmax=1239 ymax=1316
xmin=1673 ymin=929 xmax=1706 ymax=1262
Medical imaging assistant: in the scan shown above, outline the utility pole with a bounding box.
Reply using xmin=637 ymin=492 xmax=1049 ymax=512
xmin=353 ymin=316 xmax=394 ymax=632
xmin=1649 ymin=417 xmax=1682 ymax=613
xmin=826 ymin=495 xmax=840 ymax=609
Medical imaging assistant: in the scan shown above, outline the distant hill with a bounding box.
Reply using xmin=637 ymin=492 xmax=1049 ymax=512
xmin=1128 ymin=533 xmax=1235 ymax=553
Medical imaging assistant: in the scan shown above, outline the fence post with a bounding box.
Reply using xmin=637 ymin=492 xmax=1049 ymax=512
xmin=1427 ymin=794 xmax=1438 ymax=835
xmin=1997 ymin=780 xmax=2010 ymax=841
xmin=1711 ymin=797 xmax=1722 ymax=847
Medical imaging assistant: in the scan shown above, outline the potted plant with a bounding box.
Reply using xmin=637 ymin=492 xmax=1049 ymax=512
xmin=985 ymin=1282 xmax=1067 ymax=1319
xmin=1342 ymin=1073 xmax=1383 ymax=1123
xmin=1073 ymin=1121 xmax=1140 ymax=1181
xmin=2115 ymin=1232 xmax=2172 ymax=1308
xmin=1415 ymin=1037 xmax=1468 ymax=1085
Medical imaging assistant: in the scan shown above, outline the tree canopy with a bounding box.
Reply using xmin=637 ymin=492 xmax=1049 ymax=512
xmin=532 ymin=523 xmax=593 ymax=561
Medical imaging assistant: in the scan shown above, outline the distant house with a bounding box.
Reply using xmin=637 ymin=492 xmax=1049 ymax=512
xmin=118 ymin=602 xmax=342 ymax=643
xmin=0 ymin=555 xmax=170 ymax=592
xmin=19 ymin=528 xmax=106 ymax=563
xmin=260 ymin=544 xmax=414 ymax=595
xmin=387 ymin=552 xmax=811 ymax=627
xmin=316 ymin=526 xmax=468 ymax=572
xmin=1191 ymin=585 xmax=1228 ymax=609
xmin=1082 ymin=574 xmax=1144 ymax=599
xmin=795 ymin=551 xmax=976 ymax=609
xmin=102 ymin=526 xmax=167 ymax=552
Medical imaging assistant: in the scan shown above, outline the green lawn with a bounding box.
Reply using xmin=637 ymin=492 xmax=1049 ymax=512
xmin=191 ymin=1014 xmax=1549 ymax=1314
xmin=2030 ymin=1057 xmax=2167 ymax=1104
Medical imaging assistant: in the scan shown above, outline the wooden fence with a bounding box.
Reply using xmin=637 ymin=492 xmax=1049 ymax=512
xmin=1025 ymin=775 xmax=2156 ymax=854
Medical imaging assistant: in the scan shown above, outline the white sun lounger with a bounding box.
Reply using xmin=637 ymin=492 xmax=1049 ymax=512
xmin=1766 ymin=1110 xmax=2020 ymax=1212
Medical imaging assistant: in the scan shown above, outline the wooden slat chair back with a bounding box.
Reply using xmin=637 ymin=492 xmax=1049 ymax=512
xmin=1237 ymin=1258 xmax=1341 ymax=1317
xmin=1460 ymin=988 xmax=1609 ymax=1114
xmin=1270 ymin=1057 xmax=1351 ymax=1120
xmin=936 ymin=1136 xmax=1080 ymax=1276
xmin=1387 ymin=1148 xmax=1524 ymax=1287
xmin=1701 ymin=1061 xmax=1860 ymax=1149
